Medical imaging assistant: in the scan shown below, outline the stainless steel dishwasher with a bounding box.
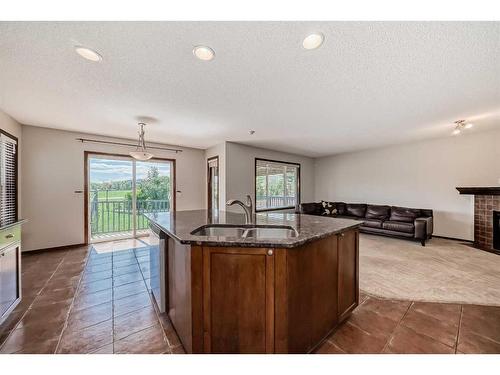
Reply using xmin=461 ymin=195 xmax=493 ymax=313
xmin=149 ymin=222 xmax=167 ymax=313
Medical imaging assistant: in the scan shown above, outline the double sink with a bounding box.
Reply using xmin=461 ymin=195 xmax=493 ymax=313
xmin=191 ymin=224 xmax=298 ymax=240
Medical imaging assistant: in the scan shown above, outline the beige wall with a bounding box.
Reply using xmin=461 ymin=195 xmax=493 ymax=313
xmin=21 ymin=125 xmax=205 ymax=251
xmin=0 ymin=110 xmax=22 ymax=217
xmin=314 ymin=128 xmax=500 ymax=240
xmin=225 ymin=142 xmax=315 ymax=212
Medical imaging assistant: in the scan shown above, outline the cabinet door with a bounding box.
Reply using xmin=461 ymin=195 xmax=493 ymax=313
xmin=202 ymin=247 xmax=274 ymax=353
xmin=0 ymin=244 xmax=20 ymax=319
xmin=337 ymin=230 xmax=359 ymax=321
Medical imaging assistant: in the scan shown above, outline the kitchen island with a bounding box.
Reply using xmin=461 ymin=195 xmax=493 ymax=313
xmin=145 ymin=210 xmax=360 ymax=354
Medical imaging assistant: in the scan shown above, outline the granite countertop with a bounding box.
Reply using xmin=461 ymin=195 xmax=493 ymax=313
xmin=144 ymin=210 xmax=361 ymax=248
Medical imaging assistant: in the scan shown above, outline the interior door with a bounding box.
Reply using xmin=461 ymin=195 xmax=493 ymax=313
xmin=207 ymin=156 xmax=219 ymax=212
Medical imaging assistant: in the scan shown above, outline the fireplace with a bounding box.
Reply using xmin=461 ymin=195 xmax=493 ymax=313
xmin=456 ymin=187 xmax=500 ymax=253
xmin=494 ymin=211 xmax=500 ymax=251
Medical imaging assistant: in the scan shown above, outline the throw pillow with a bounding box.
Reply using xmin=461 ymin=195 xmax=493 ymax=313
xmin=321 ymin=200 xmax=338 ymax=215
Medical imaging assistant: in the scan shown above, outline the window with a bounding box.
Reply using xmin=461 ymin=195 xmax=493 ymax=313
xmin=0 ymin=130 xmax=18 ymax=227
xmin=255 ymin=158 xmax=300 ymax=212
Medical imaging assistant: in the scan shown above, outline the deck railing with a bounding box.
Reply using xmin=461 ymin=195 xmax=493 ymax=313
xmin=90 ymin=198 xmax=169 ymax=237
xmin=255 ymin=196 xmax=296 ymax=210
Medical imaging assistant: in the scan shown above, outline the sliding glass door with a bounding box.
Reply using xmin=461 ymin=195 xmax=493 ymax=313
xmin=135 ymin=160 xmax=173 ymax=236
xmin=87 ymin=153 xmax=173 ymax=243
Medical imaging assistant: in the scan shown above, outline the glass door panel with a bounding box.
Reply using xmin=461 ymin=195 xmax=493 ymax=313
xmin=89 ymin=156 xmax=134 ymax=242
xmin=135 ymin=160 xmax=173 ymax=237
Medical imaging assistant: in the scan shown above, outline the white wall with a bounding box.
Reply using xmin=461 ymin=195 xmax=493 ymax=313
xmin=205 ymin=142 xmax=226 ymax=210
xmin=315 ymin=128 xmax=500 ymax=240
xmin=225 ymin=142 xmax=315 ymax=212
xmin=0 ymin=110 xmax=22 ymax=216
xmin=21 ymin=125 xmax=205 ymax=251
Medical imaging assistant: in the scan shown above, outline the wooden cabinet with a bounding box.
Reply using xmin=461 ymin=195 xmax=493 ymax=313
xmin=337 ymin=229 xmax=359 ymax=321
xmin=0 ymin=224 xmax=22 ymax=325
xmin=166 ymin=227 xmax=359 ymax=354
xmin=202 ymin=247 xmax=274 ymax=353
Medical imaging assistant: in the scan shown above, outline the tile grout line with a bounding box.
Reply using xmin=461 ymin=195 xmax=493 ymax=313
xmin=323 ymin=296 xmax=371 ymax=353
xmin=380 ymin=301 xmax=413 ymax=353
xmin=54 ymin=246 xmax=92 ymax=353
xmin=324 ymin=339 xmax=347 ymax=354
xmin=454 ymin=305 xmax=464 ymax=354
xmin=0 ymin=250 xmax=70 ymax=353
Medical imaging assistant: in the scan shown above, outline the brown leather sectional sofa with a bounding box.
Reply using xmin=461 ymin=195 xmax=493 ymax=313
xmin=300 ymin=201 xmax=433 ymax=246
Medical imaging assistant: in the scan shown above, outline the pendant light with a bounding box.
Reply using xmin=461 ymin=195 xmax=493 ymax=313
xmin=130 ymin=122 xmax=154 ymax=160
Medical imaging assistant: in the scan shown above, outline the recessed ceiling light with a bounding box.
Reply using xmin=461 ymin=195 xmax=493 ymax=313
xmin=464 ymin=122 xmax=474 ymax=129
xmin=75 ymin=46 xmax=102 ymax=62
xmin=193 ymin=46 xmax=215 ymax=61
xmin=302 ymin=33 xmax=324 ymax=50
xmin=452 ymin=128 xmax=461 ymax=135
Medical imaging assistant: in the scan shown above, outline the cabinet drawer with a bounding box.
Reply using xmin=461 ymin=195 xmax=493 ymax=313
xmin=0 ymin=225 xmax=21 ymax=250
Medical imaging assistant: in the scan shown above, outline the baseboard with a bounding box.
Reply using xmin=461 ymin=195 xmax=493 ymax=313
xmin=432 ymin=235 xmax=473 ymax=243
xmin=22 ymin=243 xmax=87 ymax=254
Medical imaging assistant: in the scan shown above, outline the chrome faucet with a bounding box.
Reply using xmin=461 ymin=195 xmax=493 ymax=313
xmin=227 ymin=195 xmax=253 ymax=224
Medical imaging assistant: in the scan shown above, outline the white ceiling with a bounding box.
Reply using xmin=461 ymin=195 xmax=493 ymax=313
xmin=0 ymin=21 xmax=499 ymax=157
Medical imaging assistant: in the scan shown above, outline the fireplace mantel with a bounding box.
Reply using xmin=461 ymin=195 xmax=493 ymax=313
xmin=456 ymin=187 xmax=500 ymax=196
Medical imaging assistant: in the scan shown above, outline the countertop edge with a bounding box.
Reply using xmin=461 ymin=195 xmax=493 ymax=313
xmin=149 ymin=219 xmax=361 ymax=249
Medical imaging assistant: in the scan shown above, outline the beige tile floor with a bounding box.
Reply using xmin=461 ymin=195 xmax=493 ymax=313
xmin=0 ymin=238 xmax=183 ymax=354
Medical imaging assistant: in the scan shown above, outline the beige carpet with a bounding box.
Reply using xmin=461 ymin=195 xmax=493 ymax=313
xmin=360 ymin=234 xmax=500 ymax=306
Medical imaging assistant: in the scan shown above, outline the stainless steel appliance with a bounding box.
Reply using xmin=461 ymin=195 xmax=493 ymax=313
xmin=149 ymin=222 xmax=167 ymax=313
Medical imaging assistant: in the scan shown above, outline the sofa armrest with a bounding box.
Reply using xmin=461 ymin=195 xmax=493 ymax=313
xmin=414 ymin=216 xmax=433 ymax=240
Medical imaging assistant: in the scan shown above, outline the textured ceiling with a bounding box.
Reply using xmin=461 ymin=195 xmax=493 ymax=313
xmin=0 ymin=21 xmax=499 ymax=157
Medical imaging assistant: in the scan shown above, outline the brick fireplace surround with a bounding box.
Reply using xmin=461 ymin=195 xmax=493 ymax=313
xmin=457 ymin=187 xmax=500 ymax=253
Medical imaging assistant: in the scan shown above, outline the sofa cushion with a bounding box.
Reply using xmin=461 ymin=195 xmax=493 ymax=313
xmin=345 ymin=203 xmax=367 ymax=218
xmin=320 ymin=200 xmax=338 ymax=215
xmin=382 ymin=220 xmax=415 ymax=233
xmin=365 ymin=205 xmax=390 ymax=220
xmin=335 ymin=202 xmax=347 ymax=215
xmin=390 ymin=206 xmax=421 ymax=223
xmin=300 ymin=202 xmax=322 ymax=215
xmin=361 ymin=219 xmax=383 ymax=229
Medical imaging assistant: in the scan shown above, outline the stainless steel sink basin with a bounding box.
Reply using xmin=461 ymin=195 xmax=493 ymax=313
xmin=191 ymin=225 xmax=298 ymax=239
xmin=243 ymin=227 xmax=298 ymax=239
xmin=191 ymin=226 xmax=247 ymax=237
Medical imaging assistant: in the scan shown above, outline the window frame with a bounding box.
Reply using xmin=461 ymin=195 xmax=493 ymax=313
xmin=0 ymin=128 xmax=18 ymax=226
xmin=254 ymin=157 xmax=301 ymax=213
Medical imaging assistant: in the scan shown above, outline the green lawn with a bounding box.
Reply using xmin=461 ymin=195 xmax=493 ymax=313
xmin=95 ymin=190 xmax=131 ymax=201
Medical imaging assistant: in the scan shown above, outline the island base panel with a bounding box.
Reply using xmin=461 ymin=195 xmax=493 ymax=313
xmin=170 ymin=229 xmax=358 ymax=353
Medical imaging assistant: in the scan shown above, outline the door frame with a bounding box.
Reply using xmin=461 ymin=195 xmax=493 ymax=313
xmin=207 ymin=156 xmax=219 ymax=212
xmin=84 ymin=151 xmax=176 ymax=244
